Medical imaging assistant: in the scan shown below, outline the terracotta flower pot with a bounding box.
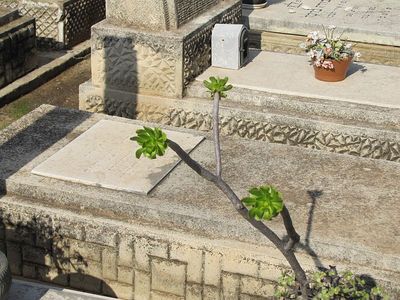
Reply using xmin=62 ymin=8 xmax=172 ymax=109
xmin=313 ymin=58 xmax=352 ymax=82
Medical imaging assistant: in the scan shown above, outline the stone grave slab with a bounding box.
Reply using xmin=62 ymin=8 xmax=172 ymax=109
xmin=32 ymin=120 xmax=204 ymax=194
xmin=246 ymin=0 xmax=400 ymax=46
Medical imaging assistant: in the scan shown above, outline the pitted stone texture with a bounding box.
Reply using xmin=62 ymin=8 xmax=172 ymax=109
xmin=32 ymin=119 xmax=204 ymax=194
xmin=106 ymin=0 xmax=220 ymax=31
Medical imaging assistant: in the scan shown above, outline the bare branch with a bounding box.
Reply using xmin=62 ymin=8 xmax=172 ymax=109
xmin=213 ymin=93 xmax=222 ymax=178
xmin=167 ymin=139 xmax=308 ymax=292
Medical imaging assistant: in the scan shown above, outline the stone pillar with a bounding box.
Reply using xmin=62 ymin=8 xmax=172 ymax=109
xmin=79 ymin=0 xmax=242 ymax=117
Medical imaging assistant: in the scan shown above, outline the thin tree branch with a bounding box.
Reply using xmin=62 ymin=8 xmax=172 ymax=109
xmin=167 ymin=139 xmax=308 ymax=293
xmin=213 ymin=93 xmax=222 ymax=178
xmin=281 ymin=206 xmax=301 ymax=251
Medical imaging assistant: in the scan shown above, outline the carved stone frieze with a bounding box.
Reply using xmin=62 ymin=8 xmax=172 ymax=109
xmin=64 ymin=0 xmax=106 ymax=46
xmin=91 ymin=33 xmax=178 ymax=96
xmin=80 ymin=94 xmax=400 ymax=163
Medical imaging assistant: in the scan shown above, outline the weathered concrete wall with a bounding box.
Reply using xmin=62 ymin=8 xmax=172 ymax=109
xmin=0 ymin=0 xmax=105 ymax=49
xmin=0 ymin=15 xmax=37 ymax=88
xmin=0 ymin=198 xmax=282 ymax=299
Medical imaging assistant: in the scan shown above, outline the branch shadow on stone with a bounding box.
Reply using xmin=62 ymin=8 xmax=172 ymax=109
xmin=0 ymin=209 xmax=117 ymax=298
xmin=347 ymin=62 xmax=367 ymax=77
xmin=297 ymin=189 xmax=324 ymax=269
xmin=101 ymin=35 xmax=139 ymax=121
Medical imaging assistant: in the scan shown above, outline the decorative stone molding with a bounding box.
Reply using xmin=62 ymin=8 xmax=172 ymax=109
xmin=78 ymin=91 xmax=400 ymax=163
xmin=91 ymin=32 xmax=179 ymax=97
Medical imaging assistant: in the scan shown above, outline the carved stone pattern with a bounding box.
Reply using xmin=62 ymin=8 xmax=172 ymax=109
xmin=0 ymin=0 xmax=18 ymax=9
xmin=19 ymin=4 xmax=60 ymax=48
xmin=175 ymin=0 xmax=218 ymax=27
xmin=83 ymin=95 xmax=104 ymax=113
xmin=93 ymin=36 xmax=176 ymax=95
xmin=136 ymin=105 xmax=400 ymax=163
xmin=182 ymin=2 xmax=242 ymax=87
xmin=64 ymin=0 xmax=105 ymax=47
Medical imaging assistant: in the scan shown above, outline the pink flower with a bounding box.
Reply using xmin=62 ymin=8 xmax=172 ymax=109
xmin=322 ymin=60 xmax=334 ymax=69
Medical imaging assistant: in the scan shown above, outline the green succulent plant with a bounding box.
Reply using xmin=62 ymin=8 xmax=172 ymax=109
xmin=242 ymin=186 xmax=284 ymax=221
xmin=203 ymin=76 xmax=233 ymax=98
xmin=130 ymin=127 xmax=168 ymax=159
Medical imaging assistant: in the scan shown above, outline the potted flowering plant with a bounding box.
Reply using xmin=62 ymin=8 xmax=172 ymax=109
xmin=301 ymin=25 xmax=360 ymax=82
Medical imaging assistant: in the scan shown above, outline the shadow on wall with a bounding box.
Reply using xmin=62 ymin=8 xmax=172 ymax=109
xmin=0 ymin=209 xmax=117 ymax=298
xmin=0 ymin=107 xmax=117 ymax=296
xmin=99 ymin=35 xmax=139 ymax=119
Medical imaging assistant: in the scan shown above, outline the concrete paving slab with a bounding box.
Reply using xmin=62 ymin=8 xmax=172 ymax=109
xmin=32 ymin=119 xmax=204 ymax=194
xmin=245 ymin=0 xmax=400 ymax=46
xmin=9 ymin=279 xmax=115 ymax=299
xmin=198 ymin=50 xmax=400 ymax=109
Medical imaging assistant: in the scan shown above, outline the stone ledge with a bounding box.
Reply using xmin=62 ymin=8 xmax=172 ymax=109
xmin=79 ymin=82 xmax=400 ymax=163
xmin=0 ymin=105 xmax=399 ymax=298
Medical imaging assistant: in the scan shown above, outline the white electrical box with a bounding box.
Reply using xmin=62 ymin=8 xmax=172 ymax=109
xmin=212 ymin=24 xmax=249 ymax=70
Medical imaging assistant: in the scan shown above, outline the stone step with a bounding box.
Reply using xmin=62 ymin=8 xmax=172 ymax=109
xmin=243 ymin=1 xmax=400 ymax=66
xmin=182 ymin=51 xmax=400 ymax=163
xmin=0 ymin=8 xmax=19 ymax=26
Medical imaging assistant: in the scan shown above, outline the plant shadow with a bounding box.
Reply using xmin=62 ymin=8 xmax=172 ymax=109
xmin=0 ymin=209 xmax=117 ymax=298
xmin=347 ymin=62 xmax=367 ymax=77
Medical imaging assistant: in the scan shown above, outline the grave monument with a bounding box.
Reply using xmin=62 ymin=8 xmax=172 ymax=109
xmin=79 ymin=0 xmax=242 ymax=116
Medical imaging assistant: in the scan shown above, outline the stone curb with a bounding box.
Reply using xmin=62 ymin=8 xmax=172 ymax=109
xmin=0 ymin=40 xmax=90 ymax=106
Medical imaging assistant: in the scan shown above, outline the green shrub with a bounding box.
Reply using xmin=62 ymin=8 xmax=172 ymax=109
xmin=274 ymin=267 xmax=388 ymax=300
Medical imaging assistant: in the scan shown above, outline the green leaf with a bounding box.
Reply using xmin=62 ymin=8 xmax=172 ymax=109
xmin=135 ymin=148 xmax=143 ymax=159
xmin=203 ymin=76 xmax=233 ymax=98
xmin=131 ymin=127 xmax=169 ymax=160
xmin=241 ymin=185 xmax=284 ymax=221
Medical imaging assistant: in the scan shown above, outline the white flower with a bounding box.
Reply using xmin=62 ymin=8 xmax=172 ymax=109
xmin=307 ymin=31 xmax=320 ymax=42
xmin=354 ymin=52 xmax=361 ymax=60
xmin=344 ymin=43 xmax=352 ymax=49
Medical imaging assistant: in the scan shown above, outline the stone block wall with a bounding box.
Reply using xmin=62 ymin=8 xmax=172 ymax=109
xmin=0 ymin=16 xmax=36 ymax=88
xmin=0 ymin=0 xmax=105 ymax=49
xmin=0 ymin=199 xmax=287 ymax=300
